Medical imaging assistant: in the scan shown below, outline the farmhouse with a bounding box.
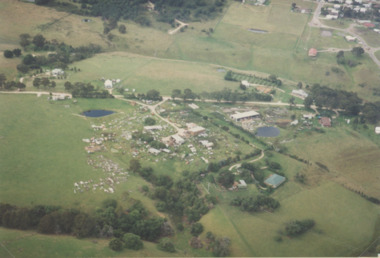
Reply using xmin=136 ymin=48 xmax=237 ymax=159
xmin=51 ymin=68 xmax=64 ymax=77
xmin=51 ymin=94 xmax=67 ymax=101
xmin=375 ymin=127 xmax=380 ymax=134
xmin=264 ymin=174 xmax=286 ymax=188
xmin=292 ymin=89 xmax=308 ymax=99
xmin=303 ymin=114 xmax=315 ymax=119
xmin=104 ymin=79 xmax=113 ymax=89
xmin=199 ymin=140 xmax=214 ymax=148
xmin=319 ymin=117 xmax=332 ymax=127
xmin=308 ymin=48 xmax=318 ymax=57
xmin=230 ymin=110 xmax=260 ymax=122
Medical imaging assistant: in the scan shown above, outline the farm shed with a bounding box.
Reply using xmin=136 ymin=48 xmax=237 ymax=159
xmin=264 ymin=174 xmax=286 ymax=188
xmin=238 ymin=180 xmax=247 ymax=189
xmin=319 ymin=117 xmax=332 ymax=127
xmin=104 ymin=79 xmax=113 ymax=89
xmin=230 ymin=110 xmax=260 ymax=122
xmin=375 ymin=127 xmax=380 ymax=134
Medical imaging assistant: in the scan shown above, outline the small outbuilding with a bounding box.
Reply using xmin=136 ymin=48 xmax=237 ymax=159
xmin=104 ymin=79 xmax=113 ymax=89
xmin=319 ymin=117 xmax=331 ymax=127
xmin=375 ymin=127 xmax=380 ymax=134
xmin=238 ymin=180 xmax=247 ymax=189
xmin=308 ymin=48 xmax=318 ymax=57
xmin=264 ymin=174 xmax=286 ymax=188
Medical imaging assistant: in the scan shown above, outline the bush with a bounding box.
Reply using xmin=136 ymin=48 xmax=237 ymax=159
xmin=190 ymin=223 xmax=204 ymax=236
xmin=285 ymin=219 xmax=315 ymax=237
xmin=3 ymin=50 xmax=14 ymax=58
xmin=123 ymin=233 xmax=143 ymax=250
xmin=109 ymin=238 xmax=123 ymax=251
xmin=157 ymin=238 xmax=175 ymax=253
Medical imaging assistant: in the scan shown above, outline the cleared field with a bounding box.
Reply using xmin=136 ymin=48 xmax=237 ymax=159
xmin=0 ymin=94 xmax=160 ymax=214
xmin=0 ymin=228 xmax=189 ymax=258
xmin=285 ymin=127 xmax=380 ymax=199
xmin=0 ymin=0 xmax=106 ymax=48
xmin=354 ymin=27 xmax=380 ymax=48
xmin=66 ymin=52 xmax=237 ymax=95
xmin=201 ymin=180 xmax=380 ymax=257
xmin=376 ymin=50 xmax=380 ymax=60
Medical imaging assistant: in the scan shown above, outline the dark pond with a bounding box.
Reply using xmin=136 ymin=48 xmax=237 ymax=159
xmin=82 ymin=110 xmax=114 ymax=117
xmin=256 ymin=126 xmax=280 ymax=137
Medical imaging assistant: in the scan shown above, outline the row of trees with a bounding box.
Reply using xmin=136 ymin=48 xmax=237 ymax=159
xmin=33 ymin=77 xmax=56 ymax=89
xmin=3 ymin=49 xmax=22 ymax=59
xmin=125 ymin=89 xmax=163 ymax=101
xmin=0 ymin=199 xmax=166 ymax=242
xmin=230 ymin=195 xmax=280 ymax=213
xmin=0 ymin=74 xmax=26 ymax=91
xmin=201 ymin=88 xmax=272 ymax=102
xmin=130 ymin=159 xmax=213 ymax=223
xmin=64 ymin=81 xmax=113 ymax=98
xmin=171 ymin=88 xmax=199 ymax=101
xmin=225 ymin=70 xmax=282 ymax=87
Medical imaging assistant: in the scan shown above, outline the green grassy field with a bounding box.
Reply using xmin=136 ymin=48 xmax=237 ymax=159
xmin=64 ymin=52 xmax=237 ymax=95
xmin=284 ymin=125 xmax=380 ymax=199
xmin=201 ymin=180 xmax=380 ymax=257
xmin=0 ymin=228 xmax=191 ymax=258
xmin=0 ymin=94 xmax=162 ymax=214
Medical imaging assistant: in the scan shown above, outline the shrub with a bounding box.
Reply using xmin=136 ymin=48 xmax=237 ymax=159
xmin=123 ymin=233 xmax=143 ymax=250
xmin=109 ymin=238 xmax=123 ymax=251
xmin=157 ymin=238 xmax=175 ymax=253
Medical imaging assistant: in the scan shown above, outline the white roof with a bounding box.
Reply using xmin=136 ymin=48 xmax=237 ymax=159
xmin=375 ymin=127 xmax=380 ymax=134
xmin=239 ymin=180 xmax=247 ymax=186
xmin=231 ymin=110 xmax=260 ymax=120
xmin=148 ymin=148 xmax=161 ymax=154
xmin=241 ymin=80 xmax=250 ymax=87
xmin=172 ymin=134 xmax=184 ymax=144
xmin=188 ymin=126 xmax=205 ymax=133
xmin=104 ymin=79 xmax=113 ymax=87
xmin=292 ymin=89 xmax=308 ymax=98
xmin=144 ymin=125 xmax=163 ymax=131
xmin=188 ymin=103 xmax=199 ymax=109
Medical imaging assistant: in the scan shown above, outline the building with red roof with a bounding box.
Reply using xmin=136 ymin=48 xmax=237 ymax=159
xmin=308 ymin=48 xmax=317 ymax=57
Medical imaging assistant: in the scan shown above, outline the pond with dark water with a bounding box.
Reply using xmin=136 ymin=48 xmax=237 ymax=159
xmin=82 ymin=110 xmax=115 ymax=117
xmin=256 ymin=126 xmax=280 ymax=137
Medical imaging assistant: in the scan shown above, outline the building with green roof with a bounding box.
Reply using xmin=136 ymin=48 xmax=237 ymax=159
xmin=264 ymin=173 xmax=286 ymax=188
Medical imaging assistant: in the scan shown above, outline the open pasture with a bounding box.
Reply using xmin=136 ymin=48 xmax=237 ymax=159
xmin=0 ymin=228 xmax=189 ymax=258
xmin=284 ymin=127 xmax=380 ymax=199
xmin=66 ymin=52 xmax=237 ymax=95
xmin=201 ymin=180 xmax=380 ymax=257
xmin=0 ymin=94 xmax=160 ymax=214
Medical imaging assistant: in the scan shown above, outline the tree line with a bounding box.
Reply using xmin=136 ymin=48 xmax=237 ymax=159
xmin=230 ymin=195 xmax=280 ymax=213
xmin=304 ymin=84 xmax=380 ymax=124
xmin=64 ymin=81 xmax=113 ymax=98
xmin=201 ymin=88 xmax=272 ymax=102
xmin=0 ymin=199 xmax=165 ymax=241
xmin=0 ymin=74 xmax=26 ymax=91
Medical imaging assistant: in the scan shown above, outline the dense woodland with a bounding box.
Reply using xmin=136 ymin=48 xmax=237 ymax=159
xmin=36 ymin=0 xmax=227 ymax=25
xmin=304 ymin=84 xmax=380 ymax=124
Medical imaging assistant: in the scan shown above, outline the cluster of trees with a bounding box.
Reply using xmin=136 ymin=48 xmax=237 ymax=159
xmin=304 ymin=84 xmax=380 ymax=124
xmin=230 ymin=195 xmax=280 ymax=213
xmin=17 ymin=33 xmax=102 ymax=73
xmin=304 ymin=84 xmax=362 ymax=115
xmin=3 ymin=48 xmax=22 ymax=59
xmin=0 ymin=74 xmax=26 ymax=91
xmin=130 ymin=160 xmax=213 ymax=223
xmin=342 ymin=6 xmax=380 ymax=21
xmin=132 ymin=131 xmax=166 ymax=149
xmin=33 ymin=77 xmax=56 ymax=89
xmin=64 ymin=81 xmax=113 ymax=98
xmin=201 ymin=88 xmax=272 ymax=102
xmin=336 ymin=48 xmax=363 ymax=67
xmin=284 ymin=219 xmax=315 ymax=237
xmin=171 ymin=88 xmax=199 ymax=101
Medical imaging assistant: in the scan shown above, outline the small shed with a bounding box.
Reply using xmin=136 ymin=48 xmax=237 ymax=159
xmin=264 ymin=174 xmax=286 ymax=188
xmin=375 ymin=127 xmax=380 ymax=134
xmin=319 ymin=117 xmax=331 ymax=127
xmin=238 ymin=180 xmax=247 ymax=189
xmin=308 ymin=48 xmax=318 ymax=57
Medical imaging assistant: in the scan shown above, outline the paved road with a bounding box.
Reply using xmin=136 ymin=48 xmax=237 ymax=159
xmin=308 ymin=0 xmax=380 ymax=69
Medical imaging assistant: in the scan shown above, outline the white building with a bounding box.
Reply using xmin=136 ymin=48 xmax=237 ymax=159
xmin=51 ymin=68 xmax=64 ymax=77
xmin=188 ymin=103 xmax=199 ymax=110
xmin=375 ymin=127 xmax=380 ymax=134
xmin=230 ymin=110 xmax=260 ymax=122
xmin=292 ymin=89 xmax=308 ymax=99
xmin=104 ymin=79 xmax=113 ymax=89
xmin=148 ymin=148 xmax=161 ymax=155
xmin=345 ymin=35 xmax=357 ymax=42
xmin=144 ymin=125 xmax=163 ymax=131
xmin=241 ymin=80 xmax=250 ymax=88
